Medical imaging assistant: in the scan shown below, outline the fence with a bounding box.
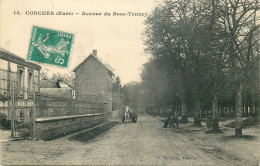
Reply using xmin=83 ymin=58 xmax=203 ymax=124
xmin=7 ymin=85 xmax=35 ymax=138
xmin=34 ymin=93 xmax=106 ymax=140
xmin=3 ymin=84 xmax=106 ymax=139
xmin=36 ymin=93 xmax=105 ymax=118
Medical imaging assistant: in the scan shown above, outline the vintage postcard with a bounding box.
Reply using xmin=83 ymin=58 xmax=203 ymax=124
xmin=0 ymin=0 xmax=259 ymax=165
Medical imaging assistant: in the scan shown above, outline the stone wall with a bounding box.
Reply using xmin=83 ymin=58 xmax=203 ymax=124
xmin=35 ymin=113 xmax=106 ymax=140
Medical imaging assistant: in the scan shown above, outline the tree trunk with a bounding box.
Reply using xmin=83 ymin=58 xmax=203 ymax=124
xmin=227 ymin=106 xmax=230 ymax=115
xmin=252 ymin=101 xmax=255 ymax=114
xmin=212 ymin=95 xmax=221 ymax=132
xmin=256 ymin=104 xmax=259 ymax=115
xmin=253 ymin=94 xmax=258 ymax=115
xmin=249 ymin=106 xmax=253 ymax=116
xmin=235 ymin=83 xmax=243 ymax=136
xmin=245 ymin=102 xmax=249 ymax=116
xmin=243 ymin=105 xmax=246 ymax=115
xmin=194 ymin=98 xmax=201 ymax=126
xmin=181 ymin=100 xmax=188 ymax=123
xmin=175 ymin=106 xmax=178 ymax=117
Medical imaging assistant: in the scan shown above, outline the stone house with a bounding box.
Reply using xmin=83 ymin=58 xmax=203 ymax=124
xmin=0 ymin=48 xmax=41 ymax=117
xmin=73 ymin=50 xmax=114 ymax=112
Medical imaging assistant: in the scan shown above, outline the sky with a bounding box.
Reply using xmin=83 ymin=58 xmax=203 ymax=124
xmin=0 ymin=0 xmax=158 ymax=84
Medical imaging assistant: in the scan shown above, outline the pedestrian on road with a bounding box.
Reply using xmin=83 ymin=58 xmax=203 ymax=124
xmin=174 ymin=115 xmax=179 ymax=129
xmin=163 ymin=106 xmax=172 ymax=128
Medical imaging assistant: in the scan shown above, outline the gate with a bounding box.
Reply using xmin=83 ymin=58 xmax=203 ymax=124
xmin=10 ymin=85 xmax=36 ymax=139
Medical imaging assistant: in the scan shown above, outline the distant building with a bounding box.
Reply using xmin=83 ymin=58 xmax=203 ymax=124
xmin=40 ymin=79 xmax=75 ymax=99
xmin=0 ymin=48 xmax=41 ymax=116
xmin=56 ymin=80 xmax=74 ymax=89
xmin=73 ymin=50 xmax=114 ymax=112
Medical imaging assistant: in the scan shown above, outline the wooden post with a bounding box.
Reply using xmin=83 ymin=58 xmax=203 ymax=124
xmin=11 ymin=85 xmax=15 ymax=138
xmin=7 ymin=62 xmax=11 ymax=119
xmin=31 ymin=92 xmax=36 ymax=139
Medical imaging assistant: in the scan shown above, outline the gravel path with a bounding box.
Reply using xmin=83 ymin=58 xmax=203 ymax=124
xmin=0 ymin=114 xmax=259 ymax=165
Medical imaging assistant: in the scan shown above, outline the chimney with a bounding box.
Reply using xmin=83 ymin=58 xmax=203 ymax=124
xmin=93 ymin=50 xmax=97 ymax=56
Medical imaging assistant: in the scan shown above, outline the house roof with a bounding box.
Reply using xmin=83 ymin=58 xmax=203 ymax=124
xmin=40 ymin=79 xmax=74 ymax=88
xmin=0 ymin=47 xmax=41 ymax=71
xmin=57 ymin=80 xmax=74 ymax=88
xmin=72 ymin=53 xmax=114 ymax=77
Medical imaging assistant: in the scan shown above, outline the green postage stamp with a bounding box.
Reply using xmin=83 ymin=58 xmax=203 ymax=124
xmin=27 ymin=26 xmax=74 ymax=67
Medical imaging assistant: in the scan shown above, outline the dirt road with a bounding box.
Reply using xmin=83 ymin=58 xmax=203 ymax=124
xmin=0 ymin=114 xmax=259 ymax=165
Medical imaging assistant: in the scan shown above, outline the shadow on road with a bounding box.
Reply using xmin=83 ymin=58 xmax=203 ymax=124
xmin=69 ymin=122 xmax=119 ymax=143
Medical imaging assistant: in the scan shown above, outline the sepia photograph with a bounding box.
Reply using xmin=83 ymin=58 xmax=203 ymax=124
xmin=0 ymin=0 xmax=259 ymax=165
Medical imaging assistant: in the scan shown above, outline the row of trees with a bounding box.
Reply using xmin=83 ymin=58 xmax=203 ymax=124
xmin=141 ymin=0 xmax=259 ymax=135
xmin=112 ymin=76 xmax=142 ymax=111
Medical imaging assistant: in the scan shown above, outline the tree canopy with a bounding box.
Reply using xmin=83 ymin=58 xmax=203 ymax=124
xmin=141 ymin=0 xmax=259 ymax=134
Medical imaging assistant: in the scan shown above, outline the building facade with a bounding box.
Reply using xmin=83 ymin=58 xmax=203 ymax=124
xmin=73 ymin=50 xmax=114 ymax=112
xmin=0 ymin=48 xmax=41 ymax=116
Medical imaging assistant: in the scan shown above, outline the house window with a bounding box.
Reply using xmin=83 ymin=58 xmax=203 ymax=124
xmin=17 ymin=66 xmax=25 ymax=98
xmin=28 ymin=72 xmax=33 ymax=91
xmin=72 ymin=89 xmax=75 ymax=99
xmin=17 ymin=68 xmax=24 ymax=88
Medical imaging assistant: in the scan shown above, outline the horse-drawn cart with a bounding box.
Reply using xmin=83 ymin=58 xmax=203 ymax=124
xmin=122 ymin=110 xmax=138 ymax=123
